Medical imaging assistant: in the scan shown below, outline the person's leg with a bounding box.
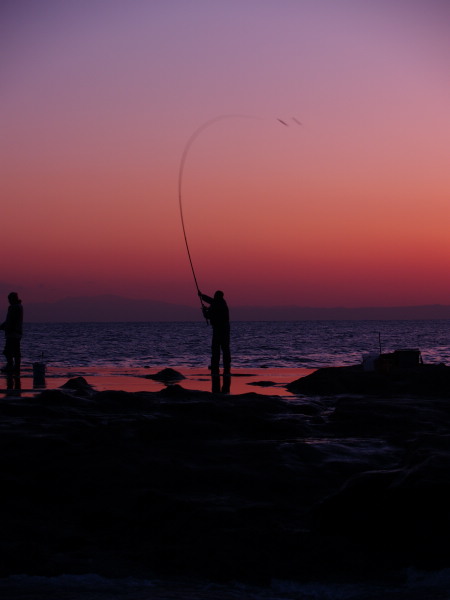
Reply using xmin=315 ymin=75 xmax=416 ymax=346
xmin=211 ymin=330 xmax=221 ymax=374
xmin=13 ymin=342 xmax=21 ymax=374
xmin=3 ymin=340 xmax=14 ymax=372
xmin=222 ymin=331 xmax=231 ymax=374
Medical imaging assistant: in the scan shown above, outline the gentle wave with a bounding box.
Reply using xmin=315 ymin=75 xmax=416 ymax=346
xmin=21 ymin=320 xmax=450 ymax=369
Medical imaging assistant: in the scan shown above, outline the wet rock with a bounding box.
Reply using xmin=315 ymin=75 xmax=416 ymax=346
xmin=60 ymin=376 xmax=95 ymax=395
xmin=315 ymin=447 xmax=450 ymax=568
xmin=2 ymin=385 xmax=450 ymax=584
xmin=248 ymin=380 xmax=277 ymax=387
xmin=287 ymin=363 xmax=450 ymax=397
xmin=145 ymin=368 xmax=186 ymax=383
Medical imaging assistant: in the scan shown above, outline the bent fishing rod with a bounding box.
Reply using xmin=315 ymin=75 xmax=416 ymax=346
xmin=178 ymin=116 xmax=253 ymax=321
xmin=177 ymin=114 xmax=301 ymax=321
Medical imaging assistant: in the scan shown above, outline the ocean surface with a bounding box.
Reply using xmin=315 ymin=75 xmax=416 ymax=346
xmin=22 ymin=319 xmax=450 ymax=370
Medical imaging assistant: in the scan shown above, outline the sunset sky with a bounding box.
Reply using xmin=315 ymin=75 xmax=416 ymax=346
xmin=2 ymin=0 xmax=450 ymax=310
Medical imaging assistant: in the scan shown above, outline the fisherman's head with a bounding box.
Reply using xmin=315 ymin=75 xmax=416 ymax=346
xmin=214 ymin=290 xmax=224 ymax=300
xmin=8 ymin=292 xmax=21 ymax=304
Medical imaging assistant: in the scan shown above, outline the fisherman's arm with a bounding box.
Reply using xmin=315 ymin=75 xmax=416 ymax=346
xmin=198 ymin=292 xmax=214 ymax=304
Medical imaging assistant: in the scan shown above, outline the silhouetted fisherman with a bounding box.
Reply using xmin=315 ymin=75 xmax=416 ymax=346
xmin=199 ymin=290 xmax=231 ymax=375
xmin=0 ymin=292 xmax=23 ymax=375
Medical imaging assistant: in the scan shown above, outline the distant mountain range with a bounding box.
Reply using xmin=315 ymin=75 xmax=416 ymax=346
xmin=24 ymin=294 xmax=450 ymax=322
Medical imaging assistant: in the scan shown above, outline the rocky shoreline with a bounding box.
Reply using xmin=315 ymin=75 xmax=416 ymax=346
xmin=288 ymin=362 xmax=450 ymax=397
xmin=1 ymin=369 xmax=450 ymax=585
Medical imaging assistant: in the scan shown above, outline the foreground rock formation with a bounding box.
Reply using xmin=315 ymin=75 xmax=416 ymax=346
xmin=1 ymin=377 xmax=450 ymax=585
xmin=287 ymin=362 xmax=450 ymax=396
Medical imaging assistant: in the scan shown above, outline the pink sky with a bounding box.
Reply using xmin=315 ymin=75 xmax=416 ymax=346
xmin=2 ymin=0 xmax=450 ymax=309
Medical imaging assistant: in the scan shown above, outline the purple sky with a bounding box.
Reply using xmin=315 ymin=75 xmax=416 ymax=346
xmin=2 ymin=0 xmax=450 ymax=309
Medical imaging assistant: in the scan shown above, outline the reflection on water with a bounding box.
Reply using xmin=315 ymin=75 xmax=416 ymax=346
xmin=0 ymin=366 xmax=312 ymax=398
xmin=4 ymin=373 xmax=21 ymax=396
xmin=1 ymin=368 xmax=47 ymax=397
xmin=211 ymin=373 xmax=231 ymax=394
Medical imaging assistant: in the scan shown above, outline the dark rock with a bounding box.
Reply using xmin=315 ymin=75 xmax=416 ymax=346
xmin=60 ymin=376 xmax=94 ymax=394
xmin=287 ymin=363 xmax=450 ymax=397
xmin=315 ymin=448 xmax=450 ymax=568
xmin=145 ymin=368 xmax=186 ymax=383
xmin=3 ymin=385 xmax=450 ymax=584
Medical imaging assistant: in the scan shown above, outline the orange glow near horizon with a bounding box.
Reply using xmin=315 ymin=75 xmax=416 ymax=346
xmin=2 ymin=1 xmax=450 ymax=310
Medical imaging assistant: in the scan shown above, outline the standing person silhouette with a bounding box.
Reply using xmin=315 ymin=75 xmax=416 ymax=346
xmin=199 ymin=290 xmax=231 ymax=376
xmin=0 ymin=292 xmax=23 ymax=375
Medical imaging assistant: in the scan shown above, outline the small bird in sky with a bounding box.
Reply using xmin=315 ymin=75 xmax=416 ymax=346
xmin=277 ymin=117 xmax=302 ymax=126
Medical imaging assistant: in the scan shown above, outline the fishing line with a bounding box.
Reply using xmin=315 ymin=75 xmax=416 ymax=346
xmin=178 ymin=114 xmax=258 ymax=319
xmin=177 ymin=114 xmax=300 ymax=318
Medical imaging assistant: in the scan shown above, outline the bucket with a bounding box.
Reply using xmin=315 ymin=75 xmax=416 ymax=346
xmin=32 ymin=362 xmax=46 ymax=387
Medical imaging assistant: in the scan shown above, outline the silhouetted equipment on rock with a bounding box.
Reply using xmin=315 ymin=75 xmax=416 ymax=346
xmin=287 ymin=348 xmax=450 ymax=397
xmin=364 ymin=348 xmax=422 ymax=373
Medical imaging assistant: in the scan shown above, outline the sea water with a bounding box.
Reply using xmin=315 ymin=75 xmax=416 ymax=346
xmin=21 ymin=319 xmax=450 ymax=370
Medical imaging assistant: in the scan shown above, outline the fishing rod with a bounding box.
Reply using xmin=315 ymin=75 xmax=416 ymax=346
xmin=178 ymin=115 xmax=255 ymax=321
xmin=177 ymin=114 xmax=301 ymax=321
